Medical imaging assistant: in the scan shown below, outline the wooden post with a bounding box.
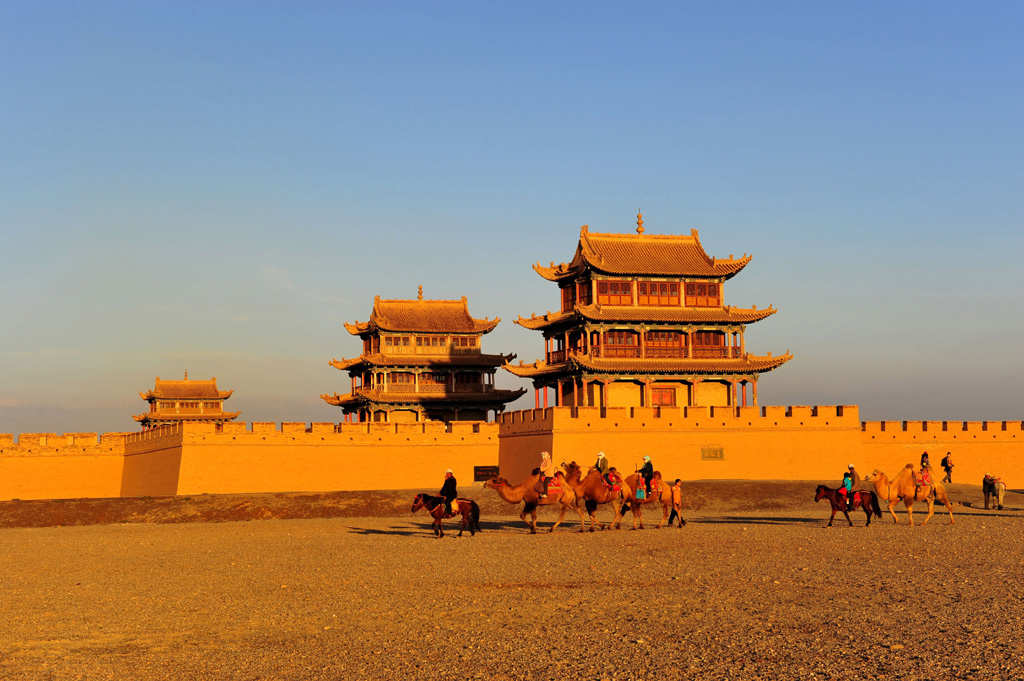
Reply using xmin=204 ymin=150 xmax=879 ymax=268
xmin=535 ymin=387 xmax=540 ymax=409
xmin=691 ymin=379 xmax=701 ymax=407
xmin=543 ymin=386 xmax=549 ymax=409
xmin=573 ymin=379 xmax=579 ymax=408
xmin=602 ymin=380 xmax=609 ymax=409
xmin=752 ymin=380 xmax=758 ymax=406
xmin=555 ymin=380 xmax=563 ymax=407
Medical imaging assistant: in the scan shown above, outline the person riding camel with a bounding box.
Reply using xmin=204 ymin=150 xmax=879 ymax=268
xmin=843 ymin=463 xmax=861 ymax=511
xmin=920 ymin=451 xmax=931 ymax=471
xmin=439 ymin=469 xmax=458 ymax=516
xmin=605 ymin=466 xmax=622 ymax=490
xmin=539 ymin=451 xmax=554 ymax=498
xmin=594 ymin=451 xmax=611 ymax=484
xmin=639 ymin=455 xmax=654 ymax=496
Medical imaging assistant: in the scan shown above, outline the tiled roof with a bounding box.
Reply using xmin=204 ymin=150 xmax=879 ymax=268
xmin=344 ymin=296 xmax=500 ymax=335
xmin=321 ymin=388 xmax=526 ymax=407
xmin=132 ymin=411 xmax=241 ymax=423
xmin=330 ymin=353 xmax=515 ymax=371
xmin=140 ymin=377 xmax=233 ymax=401
xmin=515 ymin=304 xmax=776 ymax=330
xmin=503 ymin=352 xmax=792 ymax=378
xmin=534 ymin=225 xmax=751 ymax=281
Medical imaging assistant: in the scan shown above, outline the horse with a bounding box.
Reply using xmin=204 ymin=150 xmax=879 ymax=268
xmin=620 ymin=471 xmax=684 ymax=529
xmin=814 ymin=484 xmax=881 ymax=527
xmin=483 ymin=468 xmax=584 ymax=533
xmin=411 ymin=493 xmax=481 ymax=538
xmin=983 ymin=477 xmax=1006 ymax=510
xmin=863 ymin=465 xmax=955 ymax=526
xmin=560 ymin=461 xmax=628 ymax=532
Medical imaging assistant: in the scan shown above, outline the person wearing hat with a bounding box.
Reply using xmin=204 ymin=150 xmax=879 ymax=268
xmin=842 ymin=463 xmax=861 ymax=511
xmin=594 ymin=451 xmax=610 ymax=477
xmin=539 ymin=451 xmax=554 ymax=498
xmin=639 ymin=455 xmax=655 ymax=497
xmin=439 ymin=468 xmax=458 ymax=516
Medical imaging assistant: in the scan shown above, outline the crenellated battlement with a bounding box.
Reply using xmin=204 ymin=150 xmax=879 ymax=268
xmin=862 ymin=420 xmax=1024 ymax=441
xmin=0 ymin=431 xmax=130 ymax=457
xmin=498 ymin=405 xmax=861 ymax=437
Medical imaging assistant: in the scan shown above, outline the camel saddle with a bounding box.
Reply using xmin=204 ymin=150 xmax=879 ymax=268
xmin=915 ymin=471 xmax=932 ymax=487
xmin=534 ymin=478 xmax=562 ymax=495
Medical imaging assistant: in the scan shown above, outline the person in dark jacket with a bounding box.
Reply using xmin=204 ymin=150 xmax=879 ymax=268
xmin=639 ymin=455 xmax=654 ymax=496
xmin=439 ymin=469 xmax=458 ymax=516
xmin=941 ymin=452 xmax=954 ymax=483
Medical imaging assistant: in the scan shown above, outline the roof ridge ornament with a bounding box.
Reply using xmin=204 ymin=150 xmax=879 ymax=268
xmin=418 ymin=285 xmax=423 ymax=301
xmin=636 ymin=211 xmax=644 ymax=235
xmin=184 ymin=370 xmax=188 ymax=381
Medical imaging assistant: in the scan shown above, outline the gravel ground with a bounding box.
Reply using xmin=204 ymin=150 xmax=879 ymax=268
xmin=1 ymin=486 xmax=1022 ymax=680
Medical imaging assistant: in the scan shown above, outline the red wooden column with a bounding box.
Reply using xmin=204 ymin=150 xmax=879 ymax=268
xmin=691 ymin=379 xmax=701 ymax=407
xmin=601 ymin=380 xmax=609 ymax=409
xmin=642 ymin=379 xmax=651 ymax=407
xmin=731 ymin=379 xmax=737 ymax=407
xmin=573 ymin=379 xmax=579 ymax=407
xmin=543 ymin=386 xmax=549 ymax=408
xmin=535 ymin=387 xmax=540 ymax=409
xmin=555 ymin=380 xmax=563 ymax=407
xmin=752 ymin=380 xmax=758 ymax=406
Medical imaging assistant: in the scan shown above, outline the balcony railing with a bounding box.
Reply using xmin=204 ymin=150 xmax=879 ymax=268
xmin=557 ymin=346 xmax=742 ymax=360
xmin=548 ymin=349 xmax=567 ymax=364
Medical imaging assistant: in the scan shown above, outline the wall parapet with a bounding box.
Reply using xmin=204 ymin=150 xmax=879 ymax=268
xmin=0 ymin=431 xmax=129 ymax=457
xmin=499 ymin=405 xmax=860 ymax=437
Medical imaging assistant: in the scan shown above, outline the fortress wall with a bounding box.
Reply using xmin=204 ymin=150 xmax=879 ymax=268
xmin=860 ymin=420 xmax=1024 ymax=489
xmin=497 ymin=406 xmax=864 ymax=482
xmin=0 ymin=432 xmax=128 ymax=500
xmin=121 ymin=424 xmax=185 ymax=497
xmin=121 ymin=421 xmax=501 ymax=496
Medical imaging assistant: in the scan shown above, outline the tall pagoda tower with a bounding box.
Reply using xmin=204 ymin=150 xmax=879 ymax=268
xmin=504 ymin=215 xmax=791 ymax=410
xmin=322 ymin=288 xmax=526 ymax=423
xmin=133 ymin=373 xmax=240 ymax=429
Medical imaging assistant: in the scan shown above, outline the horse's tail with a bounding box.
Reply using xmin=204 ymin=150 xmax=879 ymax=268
xmin=870 ymin=491 xmax=882 ymax=517
xmin=470 ymin=500 xmax=482 ymax=531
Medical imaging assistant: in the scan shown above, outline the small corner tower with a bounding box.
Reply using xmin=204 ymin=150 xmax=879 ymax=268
xmin=134 ymin=372 xmax=240 ymax=429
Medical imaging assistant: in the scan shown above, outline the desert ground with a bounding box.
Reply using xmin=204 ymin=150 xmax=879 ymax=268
xmin=1 ymin=481 xmax=1022 ymax=680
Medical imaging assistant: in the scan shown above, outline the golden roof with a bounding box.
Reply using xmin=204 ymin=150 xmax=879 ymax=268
xmin=515 ymin=304 xmax=776 ymax=330
xmin=321 ymin=388 xmax=526 ymax=407
xmin=344 ymin=295 xmax=500 ymax=336
xmin=330 ymin=353 xmax=516 ymax=371
xmin=533 ymin=225 xmax=751 ymax=281
xmin=140 ymin=375 xmax=233 ymax=401
xmin=503 ymin=352 xmax=792 ymax=378
xmin=132 ymin=411 xmax=241 ymax=423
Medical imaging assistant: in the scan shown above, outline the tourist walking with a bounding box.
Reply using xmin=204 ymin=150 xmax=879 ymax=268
xmin=941 ymin=452 xmax=954 ymax=483
xmin=539 ymin=451 xmax=554 ymax=498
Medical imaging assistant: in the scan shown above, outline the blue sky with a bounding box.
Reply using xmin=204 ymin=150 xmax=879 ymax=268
xmin=2 ymin=2 xmax=1022 ymax=434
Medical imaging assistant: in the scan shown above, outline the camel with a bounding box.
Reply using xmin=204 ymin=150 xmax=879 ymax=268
xmin=621 ymin=471 xmax=683 ymax=529
xmin=864 ymin=464 xmax=955 ymax=526
xmin=560 ymin=462 xmax=628 ymax=532
xmin=483 ymin=468 xmax=584 ymax=533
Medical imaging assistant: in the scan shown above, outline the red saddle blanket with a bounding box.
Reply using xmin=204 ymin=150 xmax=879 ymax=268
xmin=915 ymin=471 xmax=932 ymax=486
xmin=535 ymin=479 xmax=562 ymax=495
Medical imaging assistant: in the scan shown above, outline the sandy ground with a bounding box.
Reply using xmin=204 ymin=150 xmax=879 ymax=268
xmin=1 ymin=482 xmax=1022 ymax=680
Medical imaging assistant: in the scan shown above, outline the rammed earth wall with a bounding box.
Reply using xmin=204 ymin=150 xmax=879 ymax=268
xmin=2 ymin=410 xmax=1022 ymax=500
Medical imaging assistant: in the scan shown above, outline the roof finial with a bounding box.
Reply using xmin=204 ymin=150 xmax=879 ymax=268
xmin=417 ymin=285 xmax=423 ymax=301
xmin=636 ymin=211 xmax=644 ymax=235
xmin=184 ymin=369 xmax=188 ymax=381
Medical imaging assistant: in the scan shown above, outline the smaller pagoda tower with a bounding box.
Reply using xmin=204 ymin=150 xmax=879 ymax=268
xmin=134 ymin=372 xmax=240 ymax=429
xmin=322 ymin=288 xmax=526 ymax=422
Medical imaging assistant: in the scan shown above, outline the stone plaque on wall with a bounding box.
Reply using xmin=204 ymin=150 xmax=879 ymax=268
xmin=701 ymin=447 xmax=724 ymax=460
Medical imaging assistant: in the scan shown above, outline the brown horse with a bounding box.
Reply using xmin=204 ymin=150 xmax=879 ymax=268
xmin=483 ymin=469 xmax=583 ymax=533
xmin=560 ymin=462 xmax=628 ymax=532
xmin=621 ymin=471 xmax=683 ymax=529
xmin=814 ymin=484 xmax=882 ymax=527
xmin=411 ymin=493 xmax=481 ymax=538
xmin=864 ymin=465 xmax=955 ymax=526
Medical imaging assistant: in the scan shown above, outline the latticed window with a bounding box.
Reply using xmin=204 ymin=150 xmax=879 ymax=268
xmin=578 ymin=279 xmax=593 ymax=306
xmin=604 ymin=330 xmax=639 ymax=357
xmin=684 ymin=282 xmax=721 ymax=307
xmin=596 ymin=280 xmax=632 ymax=305
xmin=638 ymin=281 xmax=680 ymax=306
xmin=390 ymin=372 xmax=415 ymax=384
xmin=692 ymin=331 xmax=724 ymax=347
xmin=561 ymin=285 xmax=576 ymax=311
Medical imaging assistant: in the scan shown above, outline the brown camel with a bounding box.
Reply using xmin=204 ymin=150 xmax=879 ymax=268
xmin=621 ymin=471 xmax=682 ymax=529
xmin=560 ymin=462 xmax=628 ymax=531
xmin=483 ymin=469 xmax=584 ymax=533
xmin=863 ymin=464 xmax=955 ymax=526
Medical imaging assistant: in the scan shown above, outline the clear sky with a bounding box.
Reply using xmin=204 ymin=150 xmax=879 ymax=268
xmin=2 ymin=2 xmax=1022 ymax=434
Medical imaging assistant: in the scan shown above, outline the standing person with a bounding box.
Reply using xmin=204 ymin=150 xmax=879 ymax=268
xmin=539 ymin=451 xmax=554 ymax=498
xmin=941 ymin=452 xmax=954 ymax=483
xmin=667 ymin=479 xmax=684 ymax=525
xmin=439 ymin=468 xmax=458 ymax=516
xmin=639 ymin=455 xmax=654 ymax=496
